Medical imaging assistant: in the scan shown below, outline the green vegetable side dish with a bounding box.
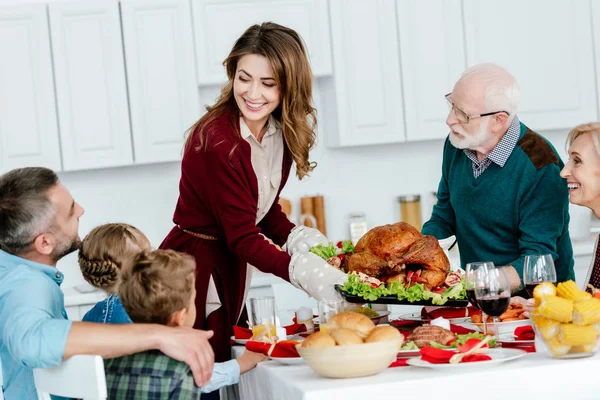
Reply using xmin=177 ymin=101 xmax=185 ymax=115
xmin=342 ymin=273 xmax=467 ymax=305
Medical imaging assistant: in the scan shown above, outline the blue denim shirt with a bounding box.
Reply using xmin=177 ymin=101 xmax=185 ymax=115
xmin=82 ymin=294 xmax=132 ymax=324
xmin=0 ymin=250 xmax=73 ymax=400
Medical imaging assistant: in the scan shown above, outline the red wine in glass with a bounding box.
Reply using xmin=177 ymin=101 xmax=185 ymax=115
xmin=525 ymin=280 xmax=557 ymax=297
xmin=478 ymin=296 xmax=510 ymax=317
xmin=466 ymin=288 xmax=480 ymax=309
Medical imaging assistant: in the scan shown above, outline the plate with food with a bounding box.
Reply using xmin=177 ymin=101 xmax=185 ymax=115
xmin=343 ymin=306 xmax=391 ymax=325
xmin=463 ymin=304 xmax=531 ymax=336
xmin=406 ymin=348 xmax=527 ymax=369
xmin=396 ymin=311 xmax=470 ymax=324
xmin=269 ymin=356 xmax=305 ymax=365
xmin=230 ymin=336 xmax=251 ymax=346
xmin=399 ymin=325 xmax=498 ymax=352
xmin=310 ymin=223 xmax=468 ymax=306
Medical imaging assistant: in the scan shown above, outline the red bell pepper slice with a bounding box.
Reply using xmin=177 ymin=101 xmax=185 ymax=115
xmin=420 ymin=346 xmax=455 ymax=363
xmin=457 ymin=338 xmax=489 ymax=353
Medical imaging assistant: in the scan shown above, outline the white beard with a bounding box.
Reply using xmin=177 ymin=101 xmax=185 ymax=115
xmin=449 ymin=118 xmax=491 ymax=150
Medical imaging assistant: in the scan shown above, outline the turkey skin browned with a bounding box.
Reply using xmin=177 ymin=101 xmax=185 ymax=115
xmin=346 ymin=222 xmax=450 ymax=288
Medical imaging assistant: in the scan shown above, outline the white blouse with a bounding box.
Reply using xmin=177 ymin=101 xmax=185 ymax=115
xmin=206 ymin=116 xmax=285 ymax=319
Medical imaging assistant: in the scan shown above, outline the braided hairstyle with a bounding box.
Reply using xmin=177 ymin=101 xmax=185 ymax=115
xmin=78 ymin=223 xmax=151 ymax=294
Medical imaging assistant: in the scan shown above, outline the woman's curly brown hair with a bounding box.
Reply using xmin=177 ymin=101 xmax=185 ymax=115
xmin=185 ymin=22 xmax=317 ymax=179
xmin=78 ymin=223 xmax=151 ymax=294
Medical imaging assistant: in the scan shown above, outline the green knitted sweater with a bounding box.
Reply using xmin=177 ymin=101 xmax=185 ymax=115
xmin=422 ymin=122 xmax=575 ymax=284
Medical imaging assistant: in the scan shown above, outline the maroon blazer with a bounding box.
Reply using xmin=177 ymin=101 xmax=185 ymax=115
xmin=160 ymin=110 xmax=295 ymax=361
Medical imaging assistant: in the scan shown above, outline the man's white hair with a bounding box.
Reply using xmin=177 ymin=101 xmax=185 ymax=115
xmin=459 ymin=63 xmax=520 ymax=120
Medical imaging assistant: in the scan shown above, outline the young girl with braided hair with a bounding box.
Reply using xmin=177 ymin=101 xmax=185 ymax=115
xmin=78 ymin=223 xmax=151 ymax=323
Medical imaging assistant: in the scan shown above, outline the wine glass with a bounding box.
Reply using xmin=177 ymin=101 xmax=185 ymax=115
xmin=475 ymin=266 xmax=511 ymax=340
xmin=465 ymin=261 xmax=495 ymax=335
xmin=523 ymin=254 xmax=557 ymax=297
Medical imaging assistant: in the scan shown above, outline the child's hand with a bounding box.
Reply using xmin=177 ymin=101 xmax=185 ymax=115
xmin=237 ymin=350 xmax=267 ymax=374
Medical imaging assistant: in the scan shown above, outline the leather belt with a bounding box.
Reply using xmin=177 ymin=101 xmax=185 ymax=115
xmin=179 ymin=226 xmax=219 ymax=241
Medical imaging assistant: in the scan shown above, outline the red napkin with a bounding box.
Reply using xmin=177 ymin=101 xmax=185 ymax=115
xmin=422 ymin=306 xmax=479 ymax=320
xmin=389 ymin=358 xmax=409 ymax=368
xmin=245 ymin=340 xmax=300 ymax=358
xmin=419 ymin=345 xmax=491 ymax=364
xmin=284 ymin=323 xmax=307 ymax=335
xmin=449 ymin=323 xmax=476 ymax=334
xmin=234 ymin=326 xmax=253 ymax=340
xmin=514 ymin=325 xmax=534 ymax=341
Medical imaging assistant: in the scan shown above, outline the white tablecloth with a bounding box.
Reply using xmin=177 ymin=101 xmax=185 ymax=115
xmin=231 ymin=345 xmax=600 ymax=400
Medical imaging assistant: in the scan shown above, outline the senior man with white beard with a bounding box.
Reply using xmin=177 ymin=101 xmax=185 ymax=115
xmin=422 ymin=63 xmax=574 ymax=294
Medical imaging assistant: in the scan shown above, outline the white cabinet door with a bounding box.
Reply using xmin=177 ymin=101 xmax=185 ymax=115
xmin=463 ymin=0 xmax=597 ymax=130
xmin=49 ymin=0 xmax=133 ymax=171
xmin=324 ymin=0 xmax=404 ymax=147
xmin=0 ymin=5 xmax=61 ymax=173
xmin=121 ymin=0 xmax=198 ymax=164
xmin=397 ymin=0 xmax=465 ymax=142
xmin=192 ymin=0 xmax=332 ymax=85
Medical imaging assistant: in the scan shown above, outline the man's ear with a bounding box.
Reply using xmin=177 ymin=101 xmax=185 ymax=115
xmin=33 ymin=233 xmax=55 ymax=256
xmin=168 ymin=308 xmax=188 ymax=327
xmin=491 ymin=112 xmax=509 ymax=133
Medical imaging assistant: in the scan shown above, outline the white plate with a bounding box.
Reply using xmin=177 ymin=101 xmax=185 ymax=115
xmin=406 ymin=348 xmax=527 ymax=369
xmin=397 ymin=312 xmax=469 ymax=324
xmin=397 ymin=349 xmax=421 ymax=357
xmin=461 ymin=319 xmax=531 ymax=336
xmin=230 ymin=336 xmax=250 ymax=345
xmin=498 ymin=336 xmax=535 ymax=345
xmin=270 ymin=356 xmax=305 ymax=365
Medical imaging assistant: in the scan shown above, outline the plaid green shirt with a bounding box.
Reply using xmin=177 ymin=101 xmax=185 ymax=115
xmin=104 ymin=350 xmax=201 ymax=399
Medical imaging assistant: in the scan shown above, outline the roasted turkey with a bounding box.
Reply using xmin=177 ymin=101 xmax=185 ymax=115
xmin=345 ymin=222 xmax=450 ymax=288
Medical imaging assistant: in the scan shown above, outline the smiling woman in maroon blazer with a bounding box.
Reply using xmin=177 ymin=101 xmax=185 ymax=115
xmin=160 ymin=22 xmax=346 ymax=369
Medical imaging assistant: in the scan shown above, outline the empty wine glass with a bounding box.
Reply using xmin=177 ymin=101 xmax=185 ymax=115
xmin=465 ymin=261 xmax=495 ymax=335
xmin=475 ymin=266 xmax=511 ymax=340
xmin=523 ymin=254 xmax=557 ymax=297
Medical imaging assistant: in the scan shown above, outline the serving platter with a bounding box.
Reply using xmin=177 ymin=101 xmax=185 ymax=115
xmin=335 ymin=285 xmax=468 ymax=307
xmin=406 ymin=348 xmax=527 ymax=369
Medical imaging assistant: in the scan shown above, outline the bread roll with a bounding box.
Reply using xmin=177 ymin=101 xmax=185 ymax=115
xmin=302 ymin=331 xmax=336 ymax=348
xmin=365 ymin=326 xmax=404 ymax=345
xmin=327 ymin=312 xmax=375 ymax=338
xmin=329 ymin=328 xmax=363 ymax=346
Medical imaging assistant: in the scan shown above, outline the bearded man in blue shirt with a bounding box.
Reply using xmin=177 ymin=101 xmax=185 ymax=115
xmin=0 ymin=167 xmax=215 ymax=399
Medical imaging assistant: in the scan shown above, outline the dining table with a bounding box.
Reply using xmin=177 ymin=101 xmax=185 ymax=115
xmin=228 ymin=344 xmax=600 ymax=400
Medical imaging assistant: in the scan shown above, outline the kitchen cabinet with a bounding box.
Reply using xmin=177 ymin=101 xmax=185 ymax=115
xmin=191 ymin=0 xmax=332 ymax=85
xmin=120 ymin=0 xmax=199 ymax=163
xmin=323 ymin=0 xmax=405 ymax=147
xmin=0 ymin=4 xmax=62 ymax=173
xmin=49 ymin=0 xmax=133 ymax=171
xmin=463 ymin=0 xmax=597 ymax=130
xmin=397 ymin=0 xmax=465 ymax=141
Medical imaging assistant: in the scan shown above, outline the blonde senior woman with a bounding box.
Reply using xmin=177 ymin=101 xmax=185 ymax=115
xmin=560 ymin=123 xmax=600 ymax=290
xmin=513 ymin=123 xmax=600 ymax=310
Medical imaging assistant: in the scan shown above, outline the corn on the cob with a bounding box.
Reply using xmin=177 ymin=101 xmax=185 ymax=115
xmin=559 ymin=324 xmax=597 ymax=346
xmin=533 ymin=315 xmax=560 ymax=339
xmin=537 ymin=296 xmax=574 ymax=323
xmin=533 ymin=282 xmax=556 ymax=299
xmin=572 ymin=298 xmax=600 ymax=325
xmin=556 ymin=280 xmax=591 ymax=302
xmin=546 ymin=337 xmax=570 ymax=356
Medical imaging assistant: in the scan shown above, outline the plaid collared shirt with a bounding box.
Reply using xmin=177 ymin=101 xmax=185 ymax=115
xmin=104 ymin=350 xmax=201 ymax=400
xmin=464 ymin=116 xmax=521 ymax=178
